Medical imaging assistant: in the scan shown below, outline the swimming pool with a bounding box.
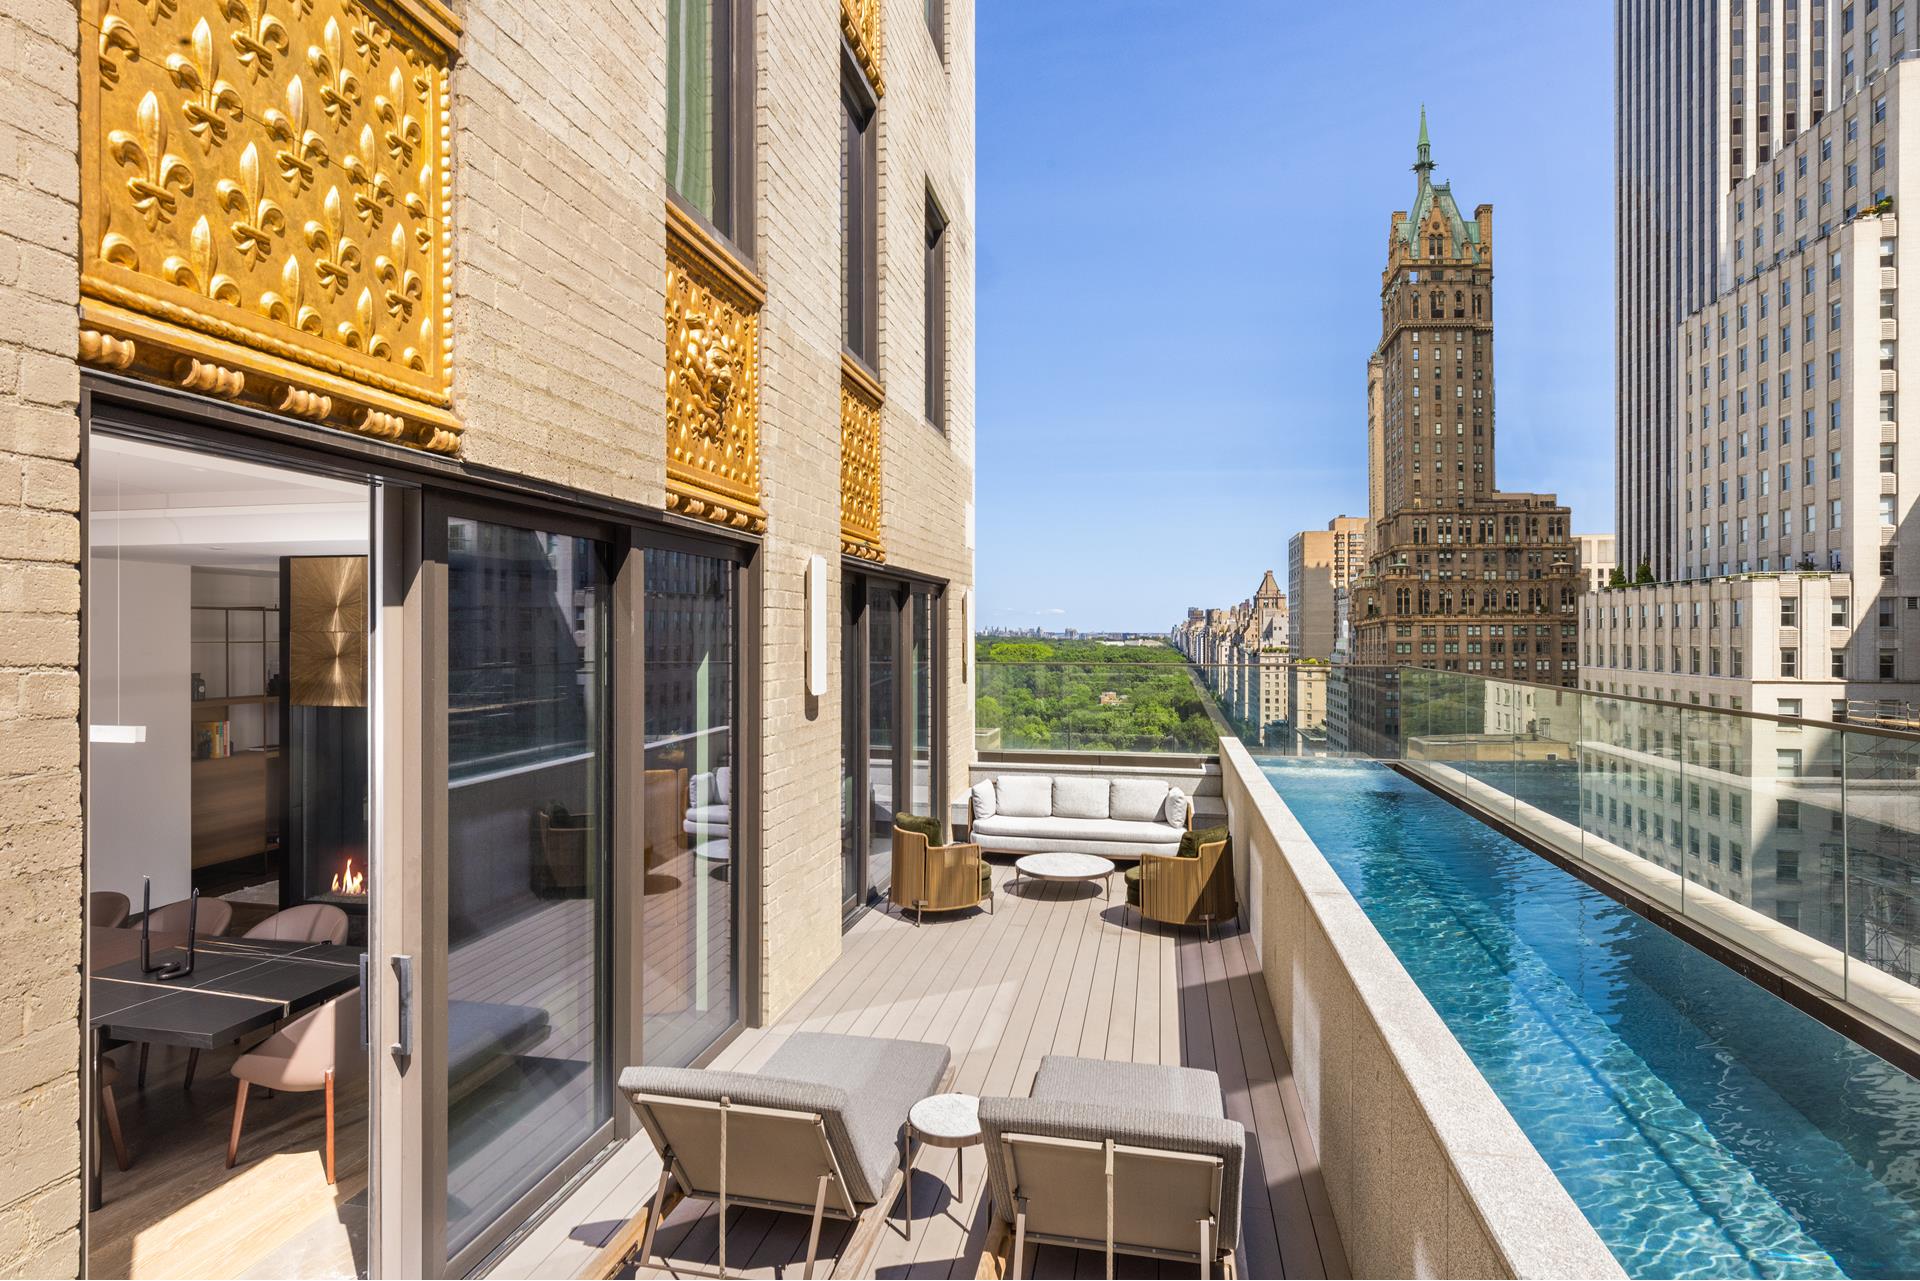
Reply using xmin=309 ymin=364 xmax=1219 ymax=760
xmin=1260 ymin=758 xmax=1920 ymax=1280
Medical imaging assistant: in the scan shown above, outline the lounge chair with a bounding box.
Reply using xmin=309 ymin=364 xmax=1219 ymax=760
xmin=979 ymin=1055 xmax=1245 ymax=1278
xmin=1126 ymin=826 xmax=1236 ymax=939
xmin=891 ymin=814 xmax=991 ymax=923
xmin=619 ymin=1031 xmax=951 ymax=1278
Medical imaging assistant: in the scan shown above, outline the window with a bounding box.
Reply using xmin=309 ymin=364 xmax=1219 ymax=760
xmin=841 ymin=57 xmax=879 ymax=366
xmin=1832 ymin=596 xmax=1850 ymax=626
xmin=1782 ymin=597 xmax=1798 ymax=627
xmin=1781 ymin=646 xmax=1799 ymax=677
xmin=924 ymin=0 xmax=944 ymax=58
xmin=1883 ymin=494 xmax=1898 ymax=525
xmin=667 ymin=0 xmax=752 ymax=246
xmin=924 ymin=193 xmax=948 ymax=429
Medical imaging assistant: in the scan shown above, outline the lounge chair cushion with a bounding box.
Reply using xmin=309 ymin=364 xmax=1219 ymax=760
xmin=1181 ymin=825 xmax=1229 ymax=858
xmin=619 ymin=1032 xmax=950 ymax=1206
xmin=1123 ymin=862 xmax=1142 ymax=906
xmin=979 ymin=1055 xmax=1245 ymax=1251
xmin=894 ymin=811 xmax=945 ymax=847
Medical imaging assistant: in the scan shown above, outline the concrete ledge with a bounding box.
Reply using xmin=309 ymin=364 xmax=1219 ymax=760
xmin=1218 ymin=739 xmax=1622 ymax=1280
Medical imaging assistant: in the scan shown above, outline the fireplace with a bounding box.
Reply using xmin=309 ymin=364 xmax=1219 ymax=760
xmin=278 ymin=555 xmax=371 ymax=945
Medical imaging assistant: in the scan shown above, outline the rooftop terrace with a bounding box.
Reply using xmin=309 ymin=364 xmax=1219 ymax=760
xmin=495 ymin=860 xmax=1347 ymax=1279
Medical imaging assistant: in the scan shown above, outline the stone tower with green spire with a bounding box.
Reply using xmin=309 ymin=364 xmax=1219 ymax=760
xmin=1347 ymin=110 xmax=1580 ymax=709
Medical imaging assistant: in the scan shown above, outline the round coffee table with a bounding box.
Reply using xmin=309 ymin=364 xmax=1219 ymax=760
xmin=904 ymin=1092 xmax=981 ymax=1237
xmin=1013 ymin=851 xmax=1118 ymax=899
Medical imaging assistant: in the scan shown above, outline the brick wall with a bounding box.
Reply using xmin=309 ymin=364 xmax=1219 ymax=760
xmin=0 ymin=0 xmax=82 ymax=1273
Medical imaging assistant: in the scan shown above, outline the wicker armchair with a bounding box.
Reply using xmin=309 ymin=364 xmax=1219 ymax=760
xmin=891 ymin=815 xmax=993 ymax=925
xmin=1128 ymin=827 xmax=1235 ymax=939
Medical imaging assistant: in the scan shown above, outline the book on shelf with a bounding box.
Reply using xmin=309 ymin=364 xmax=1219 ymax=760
xmin=192 ymin=719 xmax=233 ymax=760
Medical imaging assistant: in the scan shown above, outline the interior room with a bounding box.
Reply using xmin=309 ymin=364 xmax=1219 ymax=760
xmin=85 ymin=434 xmax=374 ymax=1279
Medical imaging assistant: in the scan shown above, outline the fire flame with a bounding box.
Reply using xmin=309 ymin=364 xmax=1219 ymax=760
xmin=331 ymin=857 xmax=366 ymax=896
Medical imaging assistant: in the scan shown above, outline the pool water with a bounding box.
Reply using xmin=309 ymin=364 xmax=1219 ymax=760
xmin=1261 ymin=758 xmax=1920 ymax=1280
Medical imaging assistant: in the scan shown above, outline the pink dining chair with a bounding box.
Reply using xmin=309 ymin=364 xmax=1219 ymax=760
xmin=228 ymin=990 xmax=360 ymax=1185
xmin=243 ymin=903 xmax=350 ymax=945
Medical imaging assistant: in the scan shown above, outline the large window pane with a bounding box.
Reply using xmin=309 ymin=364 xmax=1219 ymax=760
xmin=841 ymin=581 xmax=863 ymax=906
xmin=666 ymin=0 xmax=715 ymax=218
xmin=642 ymin=547 xmax=737 ymax=1067
xmin=445 ymin=519 xmax=611 ymax=1257
xmin=910 ymin=589 xmax=934 ymax=817
xmin=867 ymin=588 xmax=896 ymax=893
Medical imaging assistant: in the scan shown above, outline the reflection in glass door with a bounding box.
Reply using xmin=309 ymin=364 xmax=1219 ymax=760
xmin=443 ymin=518 xmax=612 ymax=1260
xmin=866 ymin=581 xmax=898 ymax=897
xmin=841 ymin=581 xmax=864 ymax=911
xmin=641 ymin=546 xmax=738 ymax=1068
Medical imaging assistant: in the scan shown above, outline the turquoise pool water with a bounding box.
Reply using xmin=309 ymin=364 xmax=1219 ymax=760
xmin=1261 ymin=758 xmax=1920 ymax=1280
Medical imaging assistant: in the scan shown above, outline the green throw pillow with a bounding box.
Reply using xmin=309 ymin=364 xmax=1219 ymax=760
xmin=895 ymin=812 xmax=945 ymax=846
xmin=1179 ymin=825 xmax=1229 ymax=858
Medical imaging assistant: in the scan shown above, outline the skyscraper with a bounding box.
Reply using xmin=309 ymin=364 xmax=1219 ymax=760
xmin=1349 ymin=114 xmax=1581 ymax=697
xmin=1598 ymin=2 xmax=1920 ymax=721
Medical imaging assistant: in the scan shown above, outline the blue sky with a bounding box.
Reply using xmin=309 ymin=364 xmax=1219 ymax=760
xmin=973 ymin=1 xmax=1615 ymax=633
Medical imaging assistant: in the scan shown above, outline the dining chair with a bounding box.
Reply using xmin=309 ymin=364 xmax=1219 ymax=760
xmin=99 ymin=1056 xmax=130 ymax=1172
xmin=228 ymin=990 xmax=360 ymax=1184
xmin=88 ymin=891 xmax=131 ymax=928
xmin=136 ymin=895 xmax=235 ymax=1090
xmin=243 ymin=903 xmax=349 ymax=945
xmin=145 ymin=895 xmax=234 ymax=937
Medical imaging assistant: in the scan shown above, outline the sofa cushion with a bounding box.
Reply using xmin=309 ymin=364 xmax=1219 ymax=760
xmin=895 ymin=811 xmax=945 ymax=846
xmin=620 ymin=1032 xmax=950 ymax=1206
xmin=1163 ymin=787 xmax=1191 ymax=828
xmin=689 ymin=772 xmax=720 ymax=808
xmin=994 ymin=775 xmax=1054 ymax=819
xmin=684 ymin=803 xmax=730 ymax=831
xmin=1181 ymin=824 xmax=1229 ymax=857
xmin=970 ymin=780 xmax=998 ymax=821
xmin=972 ymin=814 xmax=1181 ymax=846
xmin=1109 ymin=778 xmax=1171 ymax=822
xmin=1052 ymin=776 xmax=1110 ymax=820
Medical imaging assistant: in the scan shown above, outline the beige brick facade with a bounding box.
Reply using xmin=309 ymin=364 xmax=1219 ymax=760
xmin=0 ymin=0 xmax=972 ymax=1267
xmin=0 ymin=0 xmax=82 ymax=1272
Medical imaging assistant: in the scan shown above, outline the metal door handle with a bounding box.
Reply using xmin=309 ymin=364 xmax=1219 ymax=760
xmin=390 ymin=953 xmax=414 ymax=1058
xmin=359 ymin=953 xmax=372 ymax=1049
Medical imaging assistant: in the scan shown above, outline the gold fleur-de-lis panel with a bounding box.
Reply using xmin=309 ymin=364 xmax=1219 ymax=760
xmin=840 ymin=361 xmax=884 ymax=561
xmin=665 ymin=205 xmax=766 ymax=533
xmin=80 ymin=0 xmax=460 ymax=452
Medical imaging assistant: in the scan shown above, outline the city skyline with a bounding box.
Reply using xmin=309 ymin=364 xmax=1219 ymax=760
xmin=976 ymin=0 xmax=1614 ymax=633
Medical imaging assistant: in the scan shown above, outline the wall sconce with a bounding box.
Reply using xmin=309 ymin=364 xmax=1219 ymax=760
xmin=805 ymin=554 xmax=828 ymax=697
xmin=962 ymin=587 xmax=974 ymax=684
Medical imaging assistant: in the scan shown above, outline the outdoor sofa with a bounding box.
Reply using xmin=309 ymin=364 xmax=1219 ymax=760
xmin=967 ymin=774 xmax=1191 ymax=860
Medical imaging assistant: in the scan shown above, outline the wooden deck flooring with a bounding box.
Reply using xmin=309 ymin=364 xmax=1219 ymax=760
xmin=491 ymin=861 xmax=1347 ymax=1279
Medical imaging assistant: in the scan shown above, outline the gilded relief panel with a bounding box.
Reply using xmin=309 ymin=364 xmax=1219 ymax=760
xmin=840 ymin=360 xmax=882 ymax=561
xmin=82 ymin=0 xmax=460 ymax=451
xmin=665 ymin=206 xmax=766 ymax=532
xmin=841 ymin=0 xmax=883 ymax=95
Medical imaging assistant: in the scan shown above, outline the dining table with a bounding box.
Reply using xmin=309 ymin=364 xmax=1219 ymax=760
xmin=88 ymin=926 xmax=363 ymax=1208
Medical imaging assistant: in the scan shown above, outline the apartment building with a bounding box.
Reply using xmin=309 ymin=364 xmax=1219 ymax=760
xmin=1594 ymin=45 xmax=1920 ymax=722
xmin=1579 ymin=532 xmax=1620 ymax=592
xmin=1172 ymin=572 xmax=1289 ymax=739
xmin=2 ymin=0 xmax=974 ymax=1273
xmin=1288 ymin=516 xmax=1365 ymax=737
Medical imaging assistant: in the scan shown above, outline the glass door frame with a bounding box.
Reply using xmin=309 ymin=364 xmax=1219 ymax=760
xmin=841 ymin=567 xmax=946 ymax=922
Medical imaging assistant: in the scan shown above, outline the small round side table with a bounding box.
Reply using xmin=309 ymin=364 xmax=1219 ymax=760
xmin=903 ymin=1092 xmax=982 ymax=1238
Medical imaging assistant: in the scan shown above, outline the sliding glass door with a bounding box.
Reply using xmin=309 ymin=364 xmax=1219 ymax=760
xmin=640 ymin=544 xmax=738 ymax=1069
xmin=841 ymin=574 xmax=943 ymax=919
xmin=442 ymin=515 xmax=614 ymax=1263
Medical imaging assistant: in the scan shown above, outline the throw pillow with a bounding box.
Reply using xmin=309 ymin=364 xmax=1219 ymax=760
xmin=970 ymin=779 xmax=998 ymax=821
xmin=1163 ymin=787 xmax=1191 ymax=828
xmin=895 ymin=812 xmax=945 ymax=846
xmin=1179 ymin=824 xmax=1229 ymax=858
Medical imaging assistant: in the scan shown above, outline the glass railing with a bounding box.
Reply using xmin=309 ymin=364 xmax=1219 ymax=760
xmin=972 ymin=646 xmax=1920 ymax=1034
xmin=1393 ymin=667 xmax=1920 ymax=1027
